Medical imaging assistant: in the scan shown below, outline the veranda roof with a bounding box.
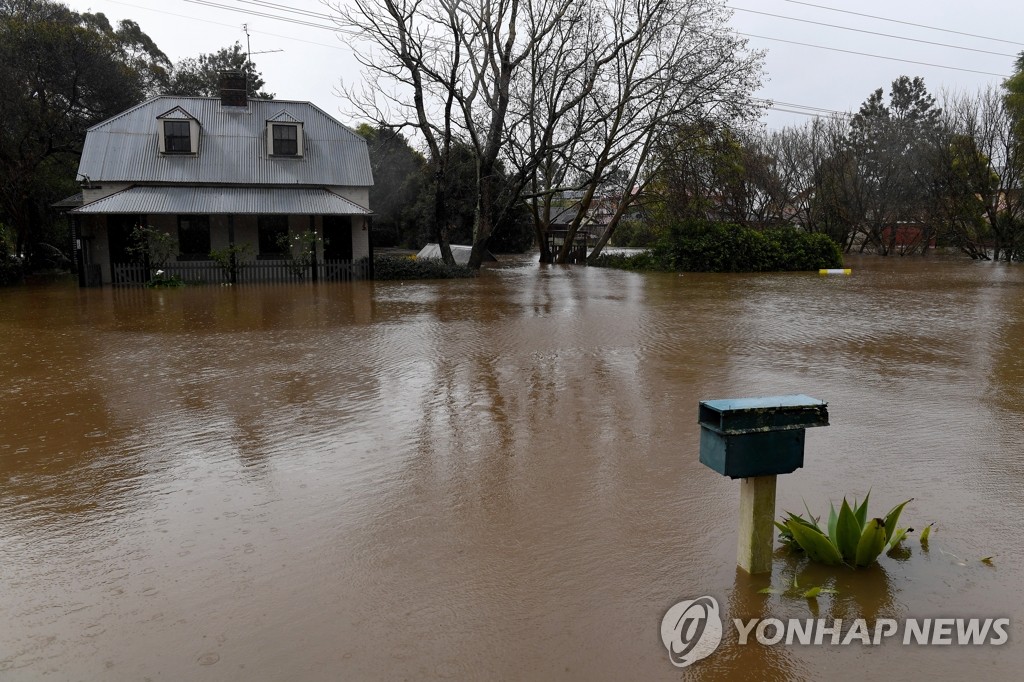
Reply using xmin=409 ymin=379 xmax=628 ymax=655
xmin=70 ymin=186 xmax=371 ymax=216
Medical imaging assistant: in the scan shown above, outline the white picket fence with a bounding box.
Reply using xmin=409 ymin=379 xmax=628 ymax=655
xmin=111 ymin=258 xmax=370 ymax=286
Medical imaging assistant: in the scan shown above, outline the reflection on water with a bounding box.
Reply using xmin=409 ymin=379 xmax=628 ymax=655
xmin=1 ymin=255 xmax=1023 ymax=680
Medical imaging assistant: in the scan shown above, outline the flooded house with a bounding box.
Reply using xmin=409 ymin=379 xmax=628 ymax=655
xmin=65 ymin=72 xmax=374 ymax=286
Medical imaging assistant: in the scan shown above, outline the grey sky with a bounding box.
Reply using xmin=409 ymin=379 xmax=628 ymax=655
xmin=62 ymin=0 xmax=1024 ymax=129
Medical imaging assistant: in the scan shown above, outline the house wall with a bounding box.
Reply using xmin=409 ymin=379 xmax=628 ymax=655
xmin=328 ymin=186 xmax=370 ymax=208
xmin=352 ymin=216 xmax=369 ymax=260
xmin=81 ymin=183 xmax=132 ymax=204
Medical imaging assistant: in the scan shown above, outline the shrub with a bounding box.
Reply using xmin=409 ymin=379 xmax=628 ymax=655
xmin=593 ymin=219 xmax=843 ymax=273
xmin=588 ymin=251 xmax=658 ymax=271
xmin=611 ymin=220 xmax=663 ymax=248
xmin=373 ymin=254 xmax=476 ymax=280
xmin=777 ymin=495 xmax=913 ymax=568
xmin=0 ymin=228 xmax=25 ymax=285
xmin=0 ymin=254 xmax=25 ymax=286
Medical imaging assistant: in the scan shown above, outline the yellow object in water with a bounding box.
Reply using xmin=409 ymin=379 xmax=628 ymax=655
xmin=819 ymin=268 xmax=852 ymax=275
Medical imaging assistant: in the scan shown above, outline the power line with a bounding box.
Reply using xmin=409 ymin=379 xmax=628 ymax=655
xmin=783 ymin=0 xmax=1024 ymax=48
xmin=104 ymin=0 xmax=353 ymax=53
xmin=220 ymin=0 xmax=335 ymax=22
xmin=738 ymin=33 xmax=1009 ymax=77
xmin=99 ymin=0 xmax=871 ymax=124
xmin=181 ymin=0 xmax=338 ymax=31
xmin=179 ymin=0 xmax=1014 ymax=79
xmin=730 ymin=6 xmax=1017 ymax=58
xmin=753 ymin=98 xmax=853 ymax=119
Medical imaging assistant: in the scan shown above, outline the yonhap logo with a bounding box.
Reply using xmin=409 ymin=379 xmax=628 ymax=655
xmin=661 ymin=596 xmax=723 ymax=668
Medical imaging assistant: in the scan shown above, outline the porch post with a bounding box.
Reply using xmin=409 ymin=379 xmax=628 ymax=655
xmin=227 ymin=214 xmax=236 ymax=284
xmin=309 ymin=215 xmax=318 ymax=282
xmin=366 ymin=215 xmax=374 ymax=280
xmin=72 ymin=216 xmax=86 ymax=288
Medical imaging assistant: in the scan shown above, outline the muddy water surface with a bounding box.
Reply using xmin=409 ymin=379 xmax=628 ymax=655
xmin=2 ymin=256 xmax=1023 ymax=680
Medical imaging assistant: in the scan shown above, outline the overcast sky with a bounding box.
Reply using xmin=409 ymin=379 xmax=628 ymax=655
xmin=62 ymin=0 xmax=1024 ymax=130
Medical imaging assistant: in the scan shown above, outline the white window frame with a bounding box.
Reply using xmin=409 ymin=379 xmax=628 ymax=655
xmin=267 ymin=122 xmax=304 ymax=157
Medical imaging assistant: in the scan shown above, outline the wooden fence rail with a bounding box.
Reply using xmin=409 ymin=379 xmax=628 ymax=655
xmin=111 ymin=258 xmax=370 ymax=287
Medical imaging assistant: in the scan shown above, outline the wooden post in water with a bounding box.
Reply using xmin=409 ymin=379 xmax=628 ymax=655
xmin=697 ymin=395 xmax=829 ymax=575
xmin=737 ymin=475 xmax=777 ymax=574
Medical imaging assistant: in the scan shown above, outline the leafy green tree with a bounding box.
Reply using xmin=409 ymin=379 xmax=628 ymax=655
xmin=0 ymin=0 xmax=166 ymax=263
xmin=417 ymin=142 xmax=532 ymax=253
xmin=357 ymin=126 xmax=533 ymax=252
xmin=355 ymin=125 xmax=427 ymax=247
xmin=1003 ymin=51 xmax=1024 ymax=137
xmin=931 ymin=133 xmax=998 ymax=259
xmin=846 ymin=76 xmax=945 ymax=254
xmin=165 ymin=42 xmax=273 ymax=99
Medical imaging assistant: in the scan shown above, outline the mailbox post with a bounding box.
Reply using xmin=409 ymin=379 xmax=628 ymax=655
xmin=698 ymin=395 xmax=829 ymax=574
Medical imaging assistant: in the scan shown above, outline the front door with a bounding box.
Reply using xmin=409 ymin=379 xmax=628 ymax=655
xmin=322 ymin=216 xmax=353 ymax=261
xmin=107 ymin=214 xmax=146 ymax=283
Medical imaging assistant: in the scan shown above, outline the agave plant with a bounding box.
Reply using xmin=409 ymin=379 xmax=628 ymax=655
xmin=776 ymin=494 xmax=912 ymax=568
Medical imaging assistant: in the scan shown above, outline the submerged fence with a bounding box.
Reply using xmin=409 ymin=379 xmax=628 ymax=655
xmin=111 ymin=258 xmax=370 ymax=287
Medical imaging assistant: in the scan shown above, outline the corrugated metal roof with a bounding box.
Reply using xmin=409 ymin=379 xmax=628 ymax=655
xmin=157 ymin=106 xmax=196 ymax=120
xmin=78 ymin=96 xmax=373 ymax=187
xmin=52 ymin=192 xmax=84 ymax=208
xmin=415 ymin=243 xmax=496 ymax=263
xmin=70 ymin=186 xmax=371 ymax=216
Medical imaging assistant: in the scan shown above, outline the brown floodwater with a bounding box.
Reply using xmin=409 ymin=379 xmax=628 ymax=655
xmin=1 ymin=255 xmax=1023 ymax=681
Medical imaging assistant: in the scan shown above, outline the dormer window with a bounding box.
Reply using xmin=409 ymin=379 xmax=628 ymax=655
xmin=156 ymin=106 xmax=200 ymax=155
xmin=272 ymin=124 xmax=298 ymax=156
xmin=164 ymin=121 xmax=191 ymax=153
xmin=267 ymin=110 xmax=304 ymax=158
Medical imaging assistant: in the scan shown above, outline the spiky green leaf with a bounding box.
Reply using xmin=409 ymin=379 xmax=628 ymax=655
xmin=785 ymin=513 xmax=821 ymax=533
xmin=886 ymin=527 xmax=909 ymax=553
xmin=920 ymin=523 xmax=932 ymax=544
xmin=854 ymin=518 xmax=888 ymax=567
xmin=854 ymin=491 xmax=871 ymax=528
xmin=802 ymin=501 xmax=823 ymax=533
xmin=827 ymin=502 xmax=839 ymax=545
xmin=803 ymin=587 xmax=822 ymax=598
xmin=786 ymin=518 xmax=844 ymax=566
xmin=835 ymin=499 xmax=862 ymax=563
xmin=883 ymin=499 xmax=913 ymax=542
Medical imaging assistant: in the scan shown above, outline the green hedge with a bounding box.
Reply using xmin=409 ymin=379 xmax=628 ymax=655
xmin=0 ymin=257 xmax=25 ymax=286
xmin=592 ymin=221 xmax=843 ymax=273
xmin=373 ymin=254 xmax=477 ymax=280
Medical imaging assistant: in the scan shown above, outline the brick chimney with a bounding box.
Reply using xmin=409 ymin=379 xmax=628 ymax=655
xmin=219 ymin=70 xmax=247 ymax=107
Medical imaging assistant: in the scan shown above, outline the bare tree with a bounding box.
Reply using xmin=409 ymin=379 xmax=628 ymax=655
xmin=525 ymin=0 xmax=764 ymax=264
xmin=336 ymin=0 xmax=577 ymax=267
xmin=941 ymin=87 xmax=1024 ymax=260
xmin=334 ymin=0 xmax=763 ymax=267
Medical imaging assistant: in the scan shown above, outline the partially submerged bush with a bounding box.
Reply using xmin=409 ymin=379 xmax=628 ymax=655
xmin=145 ymin=270 xmax=184 ymax=288
xmin=1 ymin=254 xmax=25 ymax=286
xmin=374 ymin=254 xmax=476 ymax=280
xmin=592 ymin=220 xmax=843 ymax=273
xmin=777 ymin=494 xmax=912 ymax=568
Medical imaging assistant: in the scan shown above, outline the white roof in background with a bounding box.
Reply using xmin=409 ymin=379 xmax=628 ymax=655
xmin=70 ymin=186 xmax=371 ymax=216
xmin=78 ymin=96 xmax=372 ymax=187
xmin=415 ymin=243 xmax=496 ymax=264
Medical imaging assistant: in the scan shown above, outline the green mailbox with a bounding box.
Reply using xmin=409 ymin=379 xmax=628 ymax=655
xmin=698 ymin=395 xmax=829 ymax=479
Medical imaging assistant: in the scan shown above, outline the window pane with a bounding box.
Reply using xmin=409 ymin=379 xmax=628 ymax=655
xmin=165 ymin=120 xmax=191 ymax=153
xmin=258 ymin=215 xmax=289 ymax=256
xmin=272 ymin=125 xmax=298 ymax=155
xmin=177 ymin=215 xmax=210 ymax=259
